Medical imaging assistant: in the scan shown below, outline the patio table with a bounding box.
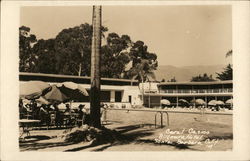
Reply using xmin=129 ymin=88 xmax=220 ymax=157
xmin=19 ymin=119 xmax=40 ymax=139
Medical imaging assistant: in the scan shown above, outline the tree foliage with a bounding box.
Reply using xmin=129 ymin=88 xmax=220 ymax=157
xmin=19 ymin=26 xmax=37 ymax=72
xmin=54 ymin=23 xmax=108 ymax=76
xmin=191 ymin=73 xmax=215 ymax=82
xmin=124 ymin=40 xmax=158 ymax=82
xmin=32 ymin=39 xmax=57 ymax=73
xmin=129 ymin=41 xmax=157 ymax=69
xmin=101 ymin=33 xmax=131 ymax=78
xmin=168 ymin=77 xmax=177 ymax=82
xmin=126 ymin=59 xmax=156 ymax=82
xmin=19 ymin=24 xmax=158 ymax=80
xmin=216 ymin=64 xmax=233 ymax=80
xmin=226 ymin=50 xmax=232 ymax=58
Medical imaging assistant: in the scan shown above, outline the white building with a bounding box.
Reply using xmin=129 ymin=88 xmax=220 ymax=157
xmin=19 ymin=72 xmax=142 ymax=108
xmin=20 ymin=72 xmax=233 ymax=108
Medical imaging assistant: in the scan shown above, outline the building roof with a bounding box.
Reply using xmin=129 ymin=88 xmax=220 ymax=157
xmin=19 ymin=72 xmax=138 ymax=82
xmin=158 ymin=80 xmax=233 ymax=86
xmin=19 ymin=72 xmax=138 ymax=86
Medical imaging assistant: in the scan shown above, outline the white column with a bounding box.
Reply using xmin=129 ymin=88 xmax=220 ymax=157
xmin=205 ymin=96 xmax=207 ymax=108
xmin=110 ymin=90 xmax=115 ymax=102
xmin=176 ymin=96 xmax=179 ymax=107
xmin=160 ymin=96 xmax=162 ymax=108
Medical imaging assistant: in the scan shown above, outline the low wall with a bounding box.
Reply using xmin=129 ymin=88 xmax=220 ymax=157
xmin=70 ymin=102 xmax=132 ymax=109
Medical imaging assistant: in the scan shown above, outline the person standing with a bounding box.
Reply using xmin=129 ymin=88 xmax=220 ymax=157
xmin=39 ymin=104 xmax=47 ymax=125
xmin=100 ymin=103 xmax=107 ymax=124
xmin=54 ymin=103 xmax=62 ymax=128
xmin=64 ymin=104 xmax=71 ymax=126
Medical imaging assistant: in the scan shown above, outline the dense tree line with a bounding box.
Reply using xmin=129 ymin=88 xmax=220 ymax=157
xmin=191 ymin=73 xmax=215 ymax=82
xmin=216 ymin=50 xmax=233 ymax=81
xmin=19 ymin=24 xmax=158 ymax=81
xmin=216 ymin=64 xmax=233 ymax=80
xmin=191 ymin=65 xmax=232 ymax=82
xmin=191 ymin=49 xmax=233 ymax=82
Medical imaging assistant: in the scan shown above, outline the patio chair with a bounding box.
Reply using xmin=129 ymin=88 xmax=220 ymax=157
xmin=76 ymin=114 xmax=86 ymax=127
xmin=63 ymin=113 xmax=71 ymax=128
xmin=101 ymin=108 xmax=108 ymax=125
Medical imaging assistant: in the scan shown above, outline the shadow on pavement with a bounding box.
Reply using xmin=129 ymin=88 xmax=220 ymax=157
xmin=20 ymin=122 xmax=229 ymax=151
xmin=64 ymin=123 xmax=196 ymax=151
xmin=20 ymin=141 xmax=75 ymax=151
xmin=202 ymin=133 xmax=233 ymax=141
xmin=19 ymin=134 xmax=75 ymax=151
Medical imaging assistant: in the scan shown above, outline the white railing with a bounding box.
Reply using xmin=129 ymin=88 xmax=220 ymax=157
xmin=159 ymin=88 xmax=233 ymax=94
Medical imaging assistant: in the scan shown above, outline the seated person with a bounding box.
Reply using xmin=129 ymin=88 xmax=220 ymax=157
xmin=63 ymin=104 xmax=72 ymax=126
xmin=78 ymin=104 xmax=85 ymax=119
xmin=64 ymin=104 xmax=71 ymax=114
xmin=54 ymin=104 xmax=63 ymax=127
xmin=77 ymin=104 xmax=87 ymax=126
xmin=100 ymin=103 xmax=107 ymax=123
xmin=39 ymin=105 xmax=48 ymax=124
xmin=83 ymin=105 xmax=91 ymax=125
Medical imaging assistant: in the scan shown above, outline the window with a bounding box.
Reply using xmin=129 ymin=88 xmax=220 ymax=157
xmin=128 ymin=95 xmax=132 ymax=103
xmin=100 ymin=91 xmax=111 ymax=102
xmin=115 ymin=91 xmax=122 ymax=102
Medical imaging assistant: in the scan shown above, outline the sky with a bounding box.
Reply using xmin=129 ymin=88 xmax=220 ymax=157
xmin=20 ymin=5 xmax=232 ymax=67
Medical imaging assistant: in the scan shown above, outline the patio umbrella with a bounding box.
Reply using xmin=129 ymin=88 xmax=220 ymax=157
xmin=191 ymin=99 xmax=205 ymax=105
xmin=44 ymin=85 xmax=69 ymax=103
xmin=161 ymin=99 xmax=170 ymax=105
xmin=179 ymin=99 xmax=188 ymax=103
xmin=22 ymin=99 xmax=31 ymax=105
xmin=35 ymin=96 xmax=49 ymax=105
xmin=58 ymin=103 xmax=67 ymax=110
xmin=57 ymin=82 xmax=89 ymax=101
xmin=208 ymin=100 xmax=217 ymax=106
xmin=179 ymin=99 xmax=189 ymax=107
xmin=20 ymin=81 xmax=51 ymax=99
xmin=226 ymin=98 xmax=233 ymax=105
xmin=216 ymin=100 xmax=225 ymax=105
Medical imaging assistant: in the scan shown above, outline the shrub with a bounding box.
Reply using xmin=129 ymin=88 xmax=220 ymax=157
xmin=63 ymin=125 xmax=120 ymax=144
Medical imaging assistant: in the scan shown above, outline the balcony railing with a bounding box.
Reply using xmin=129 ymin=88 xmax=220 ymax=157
xmin=159 ymin=88 xmax=233 ymax=94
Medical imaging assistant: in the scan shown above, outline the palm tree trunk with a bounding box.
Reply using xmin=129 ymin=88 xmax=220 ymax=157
xmin=90 ymin=5 xmax=102 ymax=128
xmin=148 ymin=81 xmax=151 ymax=108
xmin=78 ymin=63 xmax=82 ymax=76
xmin=141 ymin=76 xmax=144 ymax=107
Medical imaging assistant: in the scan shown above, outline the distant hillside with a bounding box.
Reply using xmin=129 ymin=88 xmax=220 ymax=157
xmin=154 ymin=65 xmax=226 ymax=82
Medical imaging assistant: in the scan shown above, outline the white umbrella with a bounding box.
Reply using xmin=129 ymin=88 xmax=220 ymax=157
xmin=57 ymin=82 xmax=89 ymax=101
xmin=226 ymin=98 xmax=233 ymax=105
xmin=20 ymin=81 xmax=51 ymax=99
xmin=195 ymin=99 xmax=205 ymax=105
xmin=216 ymin=100 xmax=225 ymax=105
xmin=179 ymin=99 xmax=189 ymax=106
xmin=208 ymin=100 xmax=217 ymax=106
xmin=179 ymin=99 xmax=188 ymax=103
xmin=35 ymin=96 xmax=49 ymax=105
xmin=44 ymin=85 xmax=69 ymax=103
xmin=58 ymin=103 xmax=66 ymax=110
xmin=161 ymin=99 xmax=170 ymax=105
xmin=22 ymin=99 xmax=31 ymax=105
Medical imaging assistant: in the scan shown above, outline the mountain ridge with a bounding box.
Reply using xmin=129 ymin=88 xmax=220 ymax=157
xmin=154 ymin=64 xmax=226 ymax=82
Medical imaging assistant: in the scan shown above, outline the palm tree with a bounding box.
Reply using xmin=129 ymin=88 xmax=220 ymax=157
xmin=216 ymin=49 xmax=233 ymax=81
xmin=226 ymin=50 xmax=232 ymax=57
xmin=90 ymin=5 xmax=102 ymax=128
xmin=216 ymin=64 xmax=233 ymax=80
xmin=128 ymin=59 xmax=156 ymax=106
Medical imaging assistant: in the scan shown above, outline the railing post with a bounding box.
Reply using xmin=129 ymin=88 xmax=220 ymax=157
xmin=162 ymin=112 xmax=170 ymax=126
xmin=155 ymin=112 xmax=158 ymax=128
xmin=155 ymin=112 xmax=162 ymax=128
xmin=160 ymin=112 xmax=163 ymax=128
